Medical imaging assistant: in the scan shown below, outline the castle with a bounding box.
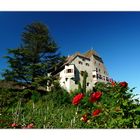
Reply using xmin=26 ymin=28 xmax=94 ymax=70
xmin=52 ymin=50 xmax=109 ymax=92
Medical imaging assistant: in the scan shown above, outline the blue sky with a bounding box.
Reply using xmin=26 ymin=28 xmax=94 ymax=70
xmin=0 ymin=12 xmax=140 ymax=95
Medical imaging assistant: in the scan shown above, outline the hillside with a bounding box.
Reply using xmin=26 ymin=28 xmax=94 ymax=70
xmin=1 ymin=81 xmax=140 ymax=128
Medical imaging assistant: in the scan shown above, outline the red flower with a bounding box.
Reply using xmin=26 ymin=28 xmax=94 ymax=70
xmin=10 ymin=123 xmax=18 ymax=127
xmin=80 ymin=114 xmax=88 ymax=122
xmin=72 ymin=93 xmax=84 ymax=105
xmin=81 ymin=116 xmax=88 ymax=122
xmin=119 ymin=82 xmax=128 ymax=88
xmin=92 ymin=109 xmax=101 ymax=116
xmin=111 ymin=81 xmax=116 ymax=87
xmin=89 ymin=91 xmax=102 ymax=103
xmin=27 ymin=123 xmax=34 ymax=128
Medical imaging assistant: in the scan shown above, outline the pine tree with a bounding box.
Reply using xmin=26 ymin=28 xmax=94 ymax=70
xmin=3 ymin=22 xmax=65 ymax=86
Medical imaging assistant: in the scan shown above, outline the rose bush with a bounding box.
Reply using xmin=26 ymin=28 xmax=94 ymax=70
xmin=72 ymin=93 xmax=84 ymax=105
xmin=119 ymin=81 xmax=128 ymax=88
xmin=1 ymin=81 xmax=140 ymax=128
xmin=72 ymin=81 xmax=140 ymax=128
xmin=92 ymin=109 xmax=101 ymax=116
xmin=89 ymin=91 xmax=102 ymax=103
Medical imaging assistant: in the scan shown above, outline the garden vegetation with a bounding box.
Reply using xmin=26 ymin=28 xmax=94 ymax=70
xmin=0 ymin=22 xmax=140 ymax=128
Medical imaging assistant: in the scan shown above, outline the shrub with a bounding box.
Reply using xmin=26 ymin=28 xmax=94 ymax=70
xmin=47 ymin=88 xmax=71 ymax=106
xmin=72 ymin=81 xmax=140 ymax=128
xmin=1 ymin=81 xmax=140 ymax=128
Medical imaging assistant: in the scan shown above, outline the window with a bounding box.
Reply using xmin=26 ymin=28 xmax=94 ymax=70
xmin=81 ymin=71 xmax=84 ymax=76
xmin=98 ymin=74 xmax=102 ymax=79
xmin=79 ymin=61 xmax=83 ymax=65
xmin=97 ymin=74 xmax=99 ymax=79
xmin=87 ymin=83 xmax=89 ymax=86
xmin=82 ymin=58 xmax=85 ymax=61
xmin=106 ymin=77 xmax=109 ymax=81
xmin=99 ymin=63 xmax=100 ymax=66
xmin=100 ymin=75 xmax=102 ymax=79
xmin=99 ymin=69 xmax=101 ymax=72
xmin=67 ymin=69 xmax=73 ymax=73
xmin=65 ymin=78 xmax=68 ymax=81
xmin=93 ymin=75 xmax=96 ymax=78
xmin=86 ymin=63 xmax=89 ymax=66
xmin=96 ymin=68 xmax=98 ymax=72
xmin=75 ymin=80 xmax=78 ymax=84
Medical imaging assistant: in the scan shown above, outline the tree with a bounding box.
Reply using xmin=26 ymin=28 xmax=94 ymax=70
xmin=82 ymin=71 xmax=88 ymax=94
xmin=3 ymin=22 xmax=65 ymax=85
xmin=80 ymin=71 xmax=88 ymax=93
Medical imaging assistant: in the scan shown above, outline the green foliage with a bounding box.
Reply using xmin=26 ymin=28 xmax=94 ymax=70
xmin=78 ymin=82 xmax=82 ymax=93
xmin=82 ymin=71 xmax=88 ymax=94
xmin=0 ymin=86 xmax=74 ymax=128
xmin=80 ymin=71 xmax=88 ymax=93
xmin=31 ymin=90 xmax=41 ymax=103
xmin=48 ymin=88 xmax=71 ymax=106
xmin=72 ymin=82 xmax=140 ymax=128
xmin=1 ymin=81 xmax=140 ymax=128
xmin=0 ymin=88 xmax=23 ymax=112
xmin=3 ymin=22 xmax=65 ymax=85
xmin=51 ymin=80 xmax=62 ymax=91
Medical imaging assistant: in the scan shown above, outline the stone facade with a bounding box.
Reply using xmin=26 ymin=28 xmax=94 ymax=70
xmin=57 ymin=50 xmax=109 ymax=92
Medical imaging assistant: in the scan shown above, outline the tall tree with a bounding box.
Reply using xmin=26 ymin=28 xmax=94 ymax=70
xmin=3 ymin=22 xmax=64 ymax=85
xmin=81 ymin=71 xmax=88 ymax=93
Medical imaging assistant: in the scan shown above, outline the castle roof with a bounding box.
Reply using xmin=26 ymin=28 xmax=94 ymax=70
xmin=51 ymin=49 xmax=103 ymax=75
xmin=84 ymin=50 xmax=99 ymax=58
xmin=65 ymin=49 xmax=103 ymax=64
xmin=65 ymin=52 xmax=90 ymax=65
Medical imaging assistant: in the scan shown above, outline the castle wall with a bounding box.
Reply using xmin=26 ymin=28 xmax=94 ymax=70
xmin=59 ymin=51 xmax=109 ymax=92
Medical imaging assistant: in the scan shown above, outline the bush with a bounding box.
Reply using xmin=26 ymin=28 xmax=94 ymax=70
xmin=47 ymin=88 xmax=71 ymax=106
xmin=1 ymin=81 xmax=140 ymax=128
xmin=72 ymin=81 xmax=140 ymax=128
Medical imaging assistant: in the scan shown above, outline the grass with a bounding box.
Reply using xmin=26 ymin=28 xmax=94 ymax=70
xmin=1 ymin=82 xmax=140 ymax=129
xmin=0 ymin=88 xmax=85 ymax=128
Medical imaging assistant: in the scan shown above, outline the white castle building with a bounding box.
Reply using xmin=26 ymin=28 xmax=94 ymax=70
xmin=52 ymin=50 xmax=109 ymax=92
